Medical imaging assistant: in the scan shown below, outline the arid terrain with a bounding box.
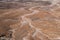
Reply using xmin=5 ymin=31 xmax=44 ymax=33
xmin=0 ymin=0 xmax=60 ymax=40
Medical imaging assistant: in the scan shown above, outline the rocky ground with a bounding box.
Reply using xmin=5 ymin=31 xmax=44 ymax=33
xmin=0 ymin=0 xmax=60 ymax=40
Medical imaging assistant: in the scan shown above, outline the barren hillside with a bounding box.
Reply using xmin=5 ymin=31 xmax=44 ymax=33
xmin=0 ymin=0 xmax=60 ymax=40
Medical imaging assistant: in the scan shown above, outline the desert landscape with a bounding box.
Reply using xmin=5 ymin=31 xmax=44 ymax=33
xmin=0 ymin=0 xmax=60 ymax=40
